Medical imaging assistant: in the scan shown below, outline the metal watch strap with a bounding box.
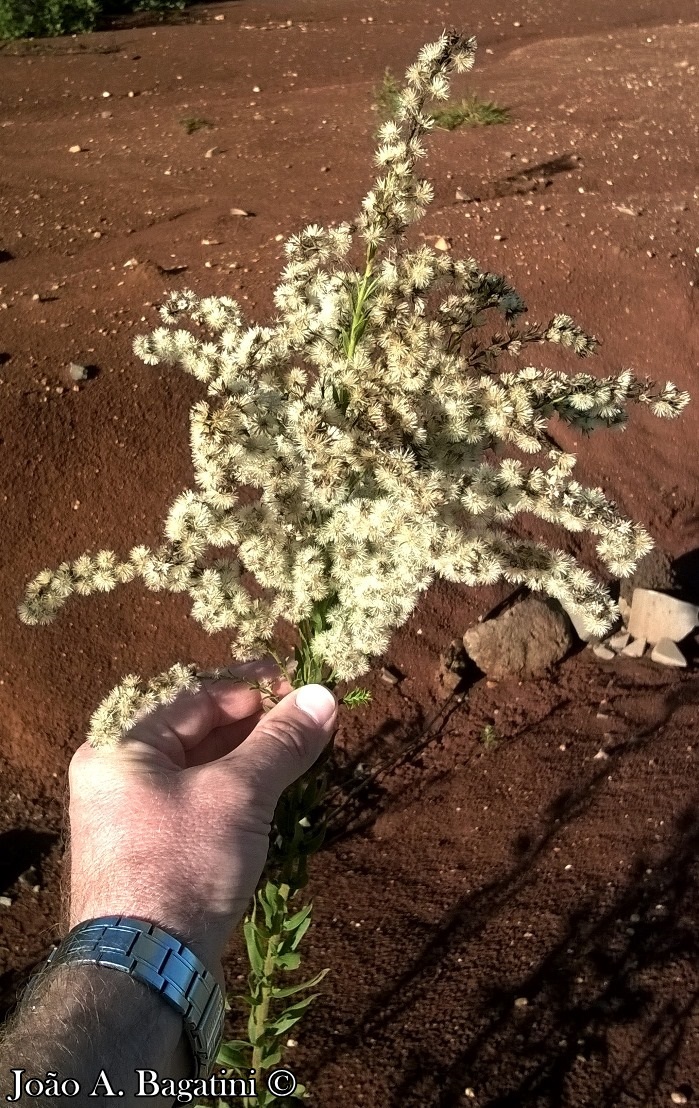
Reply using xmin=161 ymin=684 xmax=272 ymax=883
xmin=45 ymin=916 xmax=225 ymax=1079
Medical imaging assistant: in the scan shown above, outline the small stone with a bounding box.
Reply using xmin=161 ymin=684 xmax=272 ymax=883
xmin=286 ymin=1038 xmax=298 ymax=1048
xmin=670 ymin=1094 xmax=688 ymax=1106
xmin=434 ymin=236 xmax=450 ymax=251
xmin=463 ymin=597 xmax=574 ymax=680
xmin=69 ymin=144 xmax=83 ymax=153
xmin=609 ymin=631 xmax=630 ymax=652
xmin=320 ymin=165 xmax=330 ymax=172
xmin=214 ymin=12 xmax=225 ymax=19
xmin=593 ymin=644 xmax=615 ymax=661
xmin=230 ymin=208 xmax=251 ymax=217
xmin=621 ymin=637 xmax=646 ymax=658
xmin=465 ymin=1090 xmax=476 ymax=1099
xmin=650 ymin=638 xmax=687 ymax=668
xmin=593 ymin=749 xmax=610 ymax=761
xmin=514 ymin=997 xmax=528 ymax=1008
xmin=380 ymin=666 xmax=400 ymax=686
xmin=128 ymin=91 xmax=136 ymax=97
xmin=252 ymin=85 xmax=261 ymax=93
xmin=455 ymin=188 xmax=468 ymax=201
xmin=618 ymin=596 xmax=632 ymax=624
xmin=102 ymin=91 xmax=111 ymax=98
xmin=204 ymin=147 xmax=219 ymax=158
xmin=100 ymin=111 xmax=112 ymax=119
xmin=201 ymin=239 xmax=221 ymax=246
xmin=275 ymin=233 xmax=284 ymax=241
xmin=494 ymin=233 xmax=506 ymax=241
xmin=0 ymin=896 xmax=11 ymax=907
xmin=69 ymin=363 xmax=89 ymax=381
xmin=628 ymin=589 xmax=698 ymax=644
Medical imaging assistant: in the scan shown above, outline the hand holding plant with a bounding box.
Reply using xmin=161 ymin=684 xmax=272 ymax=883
xmin=19 ymin=27 xmax=689 ymax=1102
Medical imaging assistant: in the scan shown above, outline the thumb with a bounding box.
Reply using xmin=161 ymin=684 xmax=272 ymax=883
xmin=230 ymin=683 xmax=338 ymax=801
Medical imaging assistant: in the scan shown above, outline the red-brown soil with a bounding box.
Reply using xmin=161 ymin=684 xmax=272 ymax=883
xmin=1 ymin=1 xmax=699 ymax=1104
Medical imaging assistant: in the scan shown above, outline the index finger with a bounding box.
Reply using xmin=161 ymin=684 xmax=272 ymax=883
xmin=127 ymin=657 xmax=294 ymax=761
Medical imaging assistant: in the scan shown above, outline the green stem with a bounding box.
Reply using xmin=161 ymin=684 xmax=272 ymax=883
xmin=248 ymin=883 xmax=290 ymax=1107
xmin=345 ymin=244 xmax=378 ymax=360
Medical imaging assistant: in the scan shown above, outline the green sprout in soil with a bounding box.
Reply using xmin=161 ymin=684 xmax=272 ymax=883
xmin=373 ymin=67 xmax=510 ymax=133
xmin=480 ymin=724 xmax=499 ymax=750
xmin=180 ymin=116 xmax=213 ymax=135
xmin=431 ymin=95 xmax=511 ymax=129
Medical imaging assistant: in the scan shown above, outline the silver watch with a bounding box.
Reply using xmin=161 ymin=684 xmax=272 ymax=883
xmin=46 ymin=916 xmax=225 ymax=1079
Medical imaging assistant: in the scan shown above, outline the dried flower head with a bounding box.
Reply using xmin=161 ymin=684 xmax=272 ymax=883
xmin=18 ymin=29 xmax=689 ymax=747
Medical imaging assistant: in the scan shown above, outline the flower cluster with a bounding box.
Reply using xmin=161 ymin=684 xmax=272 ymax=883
xmin=18 ymin=29 xmax=689 ymax=747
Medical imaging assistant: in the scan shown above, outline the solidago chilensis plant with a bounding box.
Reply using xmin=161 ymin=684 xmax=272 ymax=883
xmin=18 ymin=29 xmax=689 ymax=1103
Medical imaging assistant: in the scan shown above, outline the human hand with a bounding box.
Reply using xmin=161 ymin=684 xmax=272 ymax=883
xmin=66 ymin=658 xmax=338 ymax=979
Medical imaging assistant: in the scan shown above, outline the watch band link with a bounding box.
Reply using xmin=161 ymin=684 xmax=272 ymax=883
xmin=46 ymin=916 xmax=225 ymax=1079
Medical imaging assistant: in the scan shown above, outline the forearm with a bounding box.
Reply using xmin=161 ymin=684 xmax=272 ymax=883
xmin=0 ymin=963 xmax=191 ymax=1107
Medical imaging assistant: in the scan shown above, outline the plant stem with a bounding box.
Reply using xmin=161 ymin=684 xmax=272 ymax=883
xmin=248 ymin=883 xmax=290 ymax=1107
xmin=346 ymin=244 xmax=378 ymax=360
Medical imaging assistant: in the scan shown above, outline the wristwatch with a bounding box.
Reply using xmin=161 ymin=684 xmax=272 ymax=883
xmin=46 ymin=915 xmax=225 ymax=1079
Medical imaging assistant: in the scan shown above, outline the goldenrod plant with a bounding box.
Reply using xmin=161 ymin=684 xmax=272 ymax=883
xmin=19 ymin=29 xmax=689 ymax=1103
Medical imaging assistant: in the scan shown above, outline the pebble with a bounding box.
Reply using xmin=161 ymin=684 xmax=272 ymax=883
xmin=650 ymin=639 xmax=687 ymax=668
xmin=514 ymin=996 xmax=528 ymax=1008
xmin=494 ymin=234 xmax=506 ymax=241
xmin=69 ymin=363 xmax=89 ymax=381
xmin=434 ymin=236 xmax=450 ymax=251
xmin=622 ymin=637 xmax=646 ymax=658
xmin=0 ymin=896 xmax=11 ymax=908
xmin=204 ymin=147 xmax=219 ymax=158
xmin=671 ymin=1094 xmax=688 ymax=1105
xmin=593 ymin=644 xmax=615 ymax=661
xmin=230 ymin=208 xmax=251 ymax=217
xmin=593 ymin=749 xmax=610 ymax=761
xmin=69 ymin=144 xmax=83 ymax=153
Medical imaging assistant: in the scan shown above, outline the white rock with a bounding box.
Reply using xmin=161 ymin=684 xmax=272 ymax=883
xmin=671 ymin=1093 xmax=688 ymax=1106
xmin=650 ymin=639 xmax=687 ymax=668
xmin=622 ymin=637 xmax=646 ymax=658
xmin=0 ymin=896 xmax=12 ymax=908
xmin=618 ymin=596 xmax=632 ymax=625
xmin=609 ymin=631 xmax=630 ymax=652
xmin=434 ymin=236 xmax=450 ymax=251
xmin=69 ymin=144 xmax=83 ymax=153
xmin=593 ymin=749 xmax=610 ymax=761
xmin=593 ymin=644 xmax=615 ymax=661
xmin=627 ymin=588 xmax=698 ymax=645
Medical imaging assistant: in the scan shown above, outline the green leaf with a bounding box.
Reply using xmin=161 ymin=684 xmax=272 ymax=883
xmin=243 ymin=918 xmax=266 ymax=977
xmin=283 ymin=903 xmax=313 ymax=932
xmin=259 ymin=1043 xmax=283 ymax=1068
xmin=342 ymin=687 xmax=373 ymax=708
xmin=271 ymin=968 xmax=329 ymax=999
xmin=268 ymin=993 xmax=320 ymax=1036
xmin=276 ymin=951 xmax=302 ymax=971
xmin=260 ymin=881 xmax=283 ymax=930
xmin=217 ymin=1040 xmax=251 ymax=1071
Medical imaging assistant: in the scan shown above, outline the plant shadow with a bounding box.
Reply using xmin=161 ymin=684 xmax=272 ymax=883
xmin=309 ymin=703 xmax=699 ymax=1106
